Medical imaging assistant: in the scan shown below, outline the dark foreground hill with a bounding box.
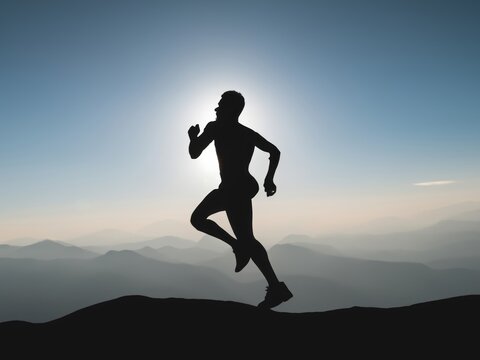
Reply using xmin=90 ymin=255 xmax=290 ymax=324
xmin=1 ymin=295 xmax=477 ymax=356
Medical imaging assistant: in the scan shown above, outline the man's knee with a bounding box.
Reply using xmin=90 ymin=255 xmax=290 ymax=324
xmin=190 ymin=211 xmax=205 ymax=230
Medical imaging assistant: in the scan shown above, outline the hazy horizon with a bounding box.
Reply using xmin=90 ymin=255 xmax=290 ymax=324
xmin=2 ymin=199 xmax=480 ymax=247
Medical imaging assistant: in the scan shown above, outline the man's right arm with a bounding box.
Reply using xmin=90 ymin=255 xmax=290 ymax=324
xmin=188 ymin=121 xmax=215 ymax=159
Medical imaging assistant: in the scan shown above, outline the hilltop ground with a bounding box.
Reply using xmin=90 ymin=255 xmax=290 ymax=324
xmin=1 ymin=294 xmax=477 ymax=356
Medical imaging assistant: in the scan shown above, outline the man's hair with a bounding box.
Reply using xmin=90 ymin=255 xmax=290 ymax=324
xmin=221 ymin=90 xmax=245 ymax=117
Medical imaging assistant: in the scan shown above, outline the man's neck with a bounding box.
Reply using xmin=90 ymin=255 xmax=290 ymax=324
xmin=218 ymin=117 xmax=239 ymax=124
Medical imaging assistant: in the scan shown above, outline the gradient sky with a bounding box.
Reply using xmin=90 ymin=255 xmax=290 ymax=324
xmin=1 ymin=0 xmax=479 ymax=242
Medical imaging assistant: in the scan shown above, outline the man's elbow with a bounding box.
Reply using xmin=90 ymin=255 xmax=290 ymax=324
xmin=270 ymin=146 xmax=280 ymax=159
xmin=189 ymin=150 xmax=200 ymax=159
xmin=189 ymin=144 xmax=200 ymax=159
xmin=272 ymin=146 xmax=280 ymax=156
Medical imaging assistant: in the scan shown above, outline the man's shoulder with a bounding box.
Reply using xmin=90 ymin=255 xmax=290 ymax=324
xmin=205 ymin=121 xmax=217 ymax=128
xmin=204 ymin=121 xmax=218 ymax=134
xmin=237 ymin=123 xmax=258 ymax=135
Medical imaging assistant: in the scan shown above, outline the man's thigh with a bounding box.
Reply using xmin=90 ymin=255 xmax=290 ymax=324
xmin=225 ymin=197 xmax=254 ymax=240
xmin=192 ymin=189 xmax=228 ymax=218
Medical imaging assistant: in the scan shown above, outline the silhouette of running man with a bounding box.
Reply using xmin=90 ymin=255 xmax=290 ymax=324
xmin=189 ymin=90 xmax=293 ymax=309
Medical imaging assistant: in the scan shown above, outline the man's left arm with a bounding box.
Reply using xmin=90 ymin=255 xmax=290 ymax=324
xmin=252 ymin=130 xmax=280 ymax=196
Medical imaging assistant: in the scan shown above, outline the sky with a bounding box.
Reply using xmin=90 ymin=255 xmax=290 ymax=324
xmin=1 ymin=0 xmax=479 ymax=242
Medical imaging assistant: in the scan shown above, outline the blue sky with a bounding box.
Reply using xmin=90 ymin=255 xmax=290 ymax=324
xmin=1 ymin=0 xmax=479 ymax=241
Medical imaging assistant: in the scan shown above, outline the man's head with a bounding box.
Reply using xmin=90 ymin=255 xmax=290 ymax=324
xmin=215 ymin=90 xmax=245 ymax=122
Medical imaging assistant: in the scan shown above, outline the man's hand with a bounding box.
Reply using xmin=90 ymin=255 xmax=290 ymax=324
xmin=263 ymin=178 xmax=277 ymax=197
xmin=188 ymin=124 xmax=200 ymax=140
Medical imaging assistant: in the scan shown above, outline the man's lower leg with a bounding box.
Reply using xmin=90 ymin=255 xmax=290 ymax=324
xmin=248 ymin=239 xmax=279 ymax=286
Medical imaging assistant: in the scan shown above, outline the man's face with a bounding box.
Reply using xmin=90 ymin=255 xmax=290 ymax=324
xmin=215 ymin=96 xmax=238 ymax=122
xmin=215 ymin=97 xmax=226 ymax=120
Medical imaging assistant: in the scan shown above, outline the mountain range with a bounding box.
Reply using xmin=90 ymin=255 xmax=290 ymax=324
xmin=1 ymin=238 xmax=480 ymax=321
xmin=1 ymin=206 xmax=479 ymax=322
xmin=285 ymin=219 xmax=480 ymax=264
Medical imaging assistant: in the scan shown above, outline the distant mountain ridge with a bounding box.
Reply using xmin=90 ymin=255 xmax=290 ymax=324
xmin=0 ymin=239 xmax=97 ymax=260
xmin=281 ymin=218 xmax=480 ymax=263
xmin=83 ymin=235 xmax=198 ymax=253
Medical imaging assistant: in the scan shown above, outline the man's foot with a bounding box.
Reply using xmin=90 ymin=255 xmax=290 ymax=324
xmin=258 ymin=282 xmax=293 ymax=309
xmin=232 ymin=242 xmax=250 ymax=273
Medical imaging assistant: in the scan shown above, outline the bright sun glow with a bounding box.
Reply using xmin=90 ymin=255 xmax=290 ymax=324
xmin=196 ymin=145 xmax=220 ymax=180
